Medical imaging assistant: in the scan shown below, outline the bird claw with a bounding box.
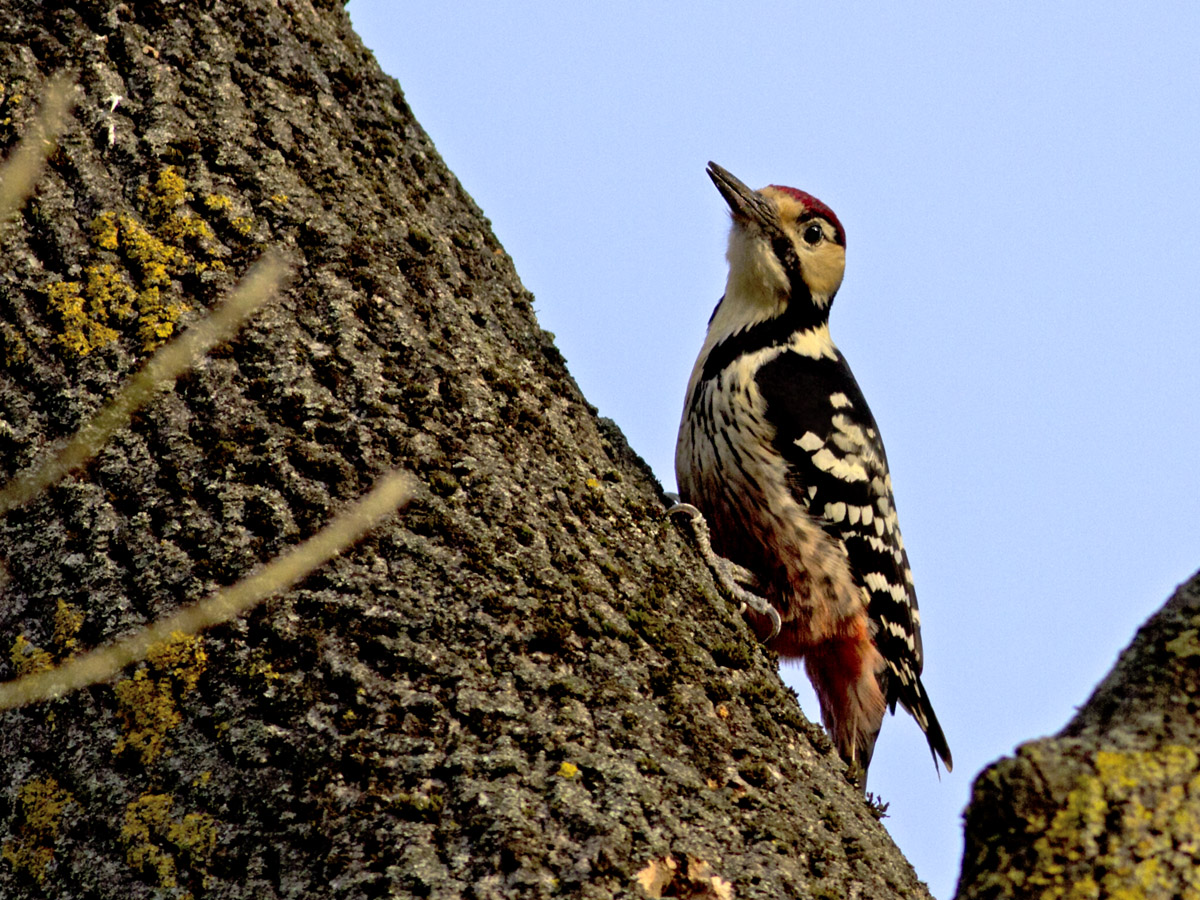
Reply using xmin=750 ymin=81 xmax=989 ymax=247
xmin=667 ymin=502 xmax=783 ymax=640
xmin=737 ymin=596 xmax=783 ymax=640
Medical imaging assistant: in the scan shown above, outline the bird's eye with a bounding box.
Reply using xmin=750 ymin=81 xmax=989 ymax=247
xmin=802 ymin=223 xmax=824 ymax=245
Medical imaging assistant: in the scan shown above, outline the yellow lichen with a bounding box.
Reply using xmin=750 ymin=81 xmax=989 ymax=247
xmin=112 ymin=670 xmax=181 ymax=764
xmin=138 ymin=167 xmax=189 ymax=220
xmin=84 ymin=263 xmax=136 ymax=320
xmin=112 ymin=633 xmax=206 ymax=764
xmin=146 ymin=631 xmax=207 ymax=693
xmin=159 ymin=207 xmax=215 ymax=249
xmin=73 ymin=169 xmax=237 ymax=353
xmin=2 ymin=776 xmax=73 ymax=884
xmin=51 ymin=599 xmax=84 ymax=657
xmin=113 ymin=215 xmax=192 ymax=349
xmin=45 ymin=280 xmax=120 ymax=357
xmin=117 ymin=214 xmax=192 ymax=288
xmin=202 ymin=193 xmax=232 ymax=212
xmin=241 ymin=655 xmax=281 ymax=682
xmin=122 ymin=793 xmax=216 ymax=893
xmin=10 ymin=634 xmax=52 ymax=677
xmin=45 ymin=263 xmax=141 ymax=357
xmin=136 ymin=287 xmax=186 ymax=348
xmin=92 ymin=211 xmax=120 ymax=250
xmin=201 ymin=192 xmax=254 ymax=238
xmin=168 ymin=811 xmax=217 ymax=863
xmin=1026 ymin=745 xmax=1200 ymax=899
xmin=26 ymin=164 xmax=262 ymax=368
xmin=0 ymin=83 xmax=23 ymax=130
xmin=0 ymin=322 xmax=26 ymax=366
xmin=1165 ymin=629 xmax=1200 ymax=659
xmin=557 ymin=761 xmax=580 ymax=779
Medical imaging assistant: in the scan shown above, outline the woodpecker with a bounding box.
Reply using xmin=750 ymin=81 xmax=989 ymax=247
xmin=674 ymin=162 xmax=951 ymax=785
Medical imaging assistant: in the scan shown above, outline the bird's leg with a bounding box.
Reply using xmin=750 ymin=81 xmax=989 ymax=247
xmin=667 ymin=501 xmax=782 ymax=639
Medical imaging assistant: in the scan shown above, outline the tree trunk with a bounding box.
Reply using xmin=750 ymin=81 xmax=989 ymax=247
xmin=0 ymin=2 xmax=930 ymax=897
xmin=956 ymin=568 xmax=1200 ymax=900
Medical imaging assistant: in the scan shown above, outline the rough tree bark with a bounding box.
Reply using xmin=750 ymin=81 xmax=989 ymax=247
xmin=7 ymin=4 xmax=1196 ymax=899
xmin=956 ymin=568 xmax=1200 ymax=900
xmin=0 ymin=3 xmax=931 ymax=898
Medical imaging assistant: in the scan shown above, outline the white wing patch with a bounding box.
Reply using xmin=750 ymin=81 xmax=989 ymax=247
xmin=864 ymin=571 xmax=909 ymax=605
xmin=797 ymin=431 xmax=824 ymax=452
xmin=824 ymin=501 xmax=847 ymax=523
xmin=811 ymin=447 xmax=868 ymax=483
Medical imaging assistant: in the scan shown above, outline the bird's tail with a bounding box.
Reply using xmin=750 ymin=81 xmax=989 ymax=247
xmin=900 ymin=675 xmax=953 ymax=774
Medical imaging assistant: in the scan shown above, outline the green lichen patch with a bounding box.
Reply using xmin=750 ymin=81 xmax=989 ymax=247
xmin=2 ymin=775 xmax=73 ymax=884
xmin=1026 ymin=745 xmax=1200 ymax=899
xmin=121 ymin=792 xmax=217 ymax=895
xmin=112 ymin=632 xmax=207 ymax=764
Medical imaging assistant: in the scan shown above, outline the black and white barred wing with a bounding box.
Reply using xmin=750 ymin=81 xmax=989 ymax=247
xmin=755 ymin=346 xmax=952 ymax=770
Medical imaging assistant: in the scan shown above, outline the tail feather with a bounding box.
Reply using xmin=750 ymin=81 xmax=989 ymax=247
xmin=899 ymin=675 xmax=953 ymax=773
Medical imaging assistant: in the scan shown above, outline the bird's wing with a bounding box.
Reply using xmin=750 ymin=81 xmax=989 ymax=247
xmin=755 ymin=346 xmax=951 ymax=769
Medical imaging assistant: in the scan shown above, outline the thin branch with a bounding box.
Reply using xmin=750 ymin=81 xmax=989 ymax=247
xmin=0 ymin=252 xmax=289 ymax=516
xmin=0 ymin=470 xmax=415 ymax=710
xmin=0 ymin=72 xmax=75 ymax=225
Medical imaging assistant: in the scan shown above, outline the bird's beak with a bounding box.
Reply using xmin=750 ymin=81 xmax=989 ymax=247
xmin=707 ymin=162 xmax=778 ymax=232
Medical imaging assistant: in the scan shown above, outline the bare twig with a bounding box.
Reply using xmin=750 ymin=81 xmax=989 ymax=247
xmin=0 ymin=252 xmax=289 ymax=516
xmin=0 ymin=471 xmax=414 ymax=710
xmin=0 ymin=72 xmax=75 ymax=225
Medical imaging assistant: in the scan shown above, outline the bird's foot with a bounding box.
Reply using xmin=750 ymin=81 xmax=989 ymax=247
xmin=667 ymin=502 xmax=782 ymax=639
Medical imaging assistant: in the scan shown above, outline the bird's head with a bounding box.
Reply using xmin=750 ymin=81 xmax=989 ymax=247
xmin=707 ymin=162 xmax=846 ymax=321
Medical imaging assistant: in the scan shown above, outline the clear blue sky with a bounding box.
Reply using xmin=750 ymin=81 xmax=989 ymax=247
xmin=345 ymin=4 xmax=1200 ymax=896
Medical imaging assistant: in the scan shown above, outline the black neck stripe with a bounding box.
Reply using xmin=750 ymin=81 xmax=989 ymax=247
xmin=697 ymin=282 xmax=831 ymax=389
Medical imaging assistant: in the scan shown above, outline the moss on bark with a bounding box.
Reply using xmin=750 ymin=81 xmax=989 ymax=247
xmin=0 ymin=2 xmax=930 ymax=898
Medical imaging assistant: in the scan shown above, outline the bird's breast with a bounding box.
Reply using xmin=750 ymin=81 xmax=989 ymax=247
xmin=675 ymin=352 xmax=867 ymax=643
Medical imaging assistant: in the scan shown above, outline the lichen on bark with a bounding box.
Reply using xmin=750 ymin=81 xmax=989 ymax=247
xmin=957 ymin=571 xmax=1200 ymax=900
xmin=0 ymin=3 xmax=932 ymax=898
